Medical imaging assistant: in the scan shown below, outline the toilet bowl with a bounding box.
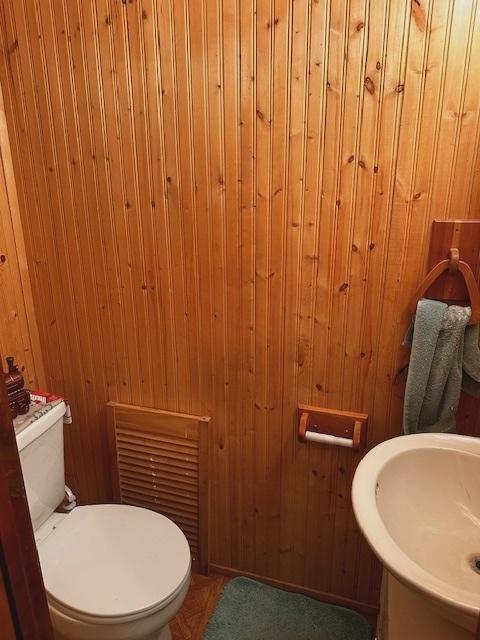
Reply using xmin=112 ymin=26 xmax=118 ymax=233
xmin=35 ymin=504 xmax=191 ymax=640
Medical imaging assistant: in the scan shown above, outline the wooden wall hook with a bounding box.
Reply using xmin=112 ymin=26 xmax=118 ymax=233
xmin=448 ymin=247 xmax=459 ymax=274
xmin=410 ymin=247 xmax=480 ymax=324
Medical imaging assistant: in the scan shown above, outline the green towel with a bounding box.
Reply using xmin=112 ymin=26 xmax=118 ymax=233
xmin=463 ymin=324 xmax=480 ymax=398
xmin=403 ymin=299 xmax=471 ymax=434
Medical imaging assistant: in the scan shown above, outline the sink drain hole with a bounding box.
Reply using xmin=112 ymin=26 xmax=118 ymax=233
xmin=468 ymin=555 xmax=480 ymax=575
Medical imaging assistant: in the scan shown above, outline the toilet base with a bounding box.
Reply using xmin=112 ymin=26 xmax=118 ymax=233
xmin=141 ymin=624 xmax=170 ymax=640
xmin=49 ymin=572 xmax=190 ymax=640
xmin=157 ymin=625 xmax=171 ymax=640
xmin=53 ymin=623 xmax=172 ymax=640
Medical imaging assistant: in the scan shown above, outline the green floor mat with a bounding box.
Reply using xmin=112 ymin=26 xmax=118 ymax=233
xmin=203 ymin=577 xmax=372 ymax=640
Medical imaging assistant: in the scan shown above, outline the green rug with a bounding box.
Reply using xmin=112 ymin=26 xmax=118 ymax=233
xmin=203 ymin=578 xmax=371 ymax=640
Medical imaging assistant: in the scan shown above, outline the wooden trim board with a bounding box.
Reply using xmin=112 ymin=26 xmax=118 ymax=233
xmin=0 ymin=367 xmax=53 ymax=639
xmin=0 ymin=555 xmax=16 ymax=640
xmin=210 ymin=563 xmax=379 ymax=619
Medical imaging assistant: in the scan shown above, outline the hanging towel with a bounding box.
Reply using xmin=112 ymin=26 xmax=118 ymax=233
xmin=403 ymin=299 xmax=471 ymax=434
xmin=462 ymin=324 xmax=480 ymax=398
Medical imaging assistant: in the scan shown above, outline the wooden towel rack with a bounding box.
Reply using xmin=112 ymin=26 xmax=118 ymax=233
xmin=410 ymin=248 xmax=480 ymax=325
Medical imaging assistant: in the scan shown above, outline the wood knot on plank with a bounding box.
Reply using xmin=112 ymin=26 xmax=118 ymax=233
xmin=411 ymin=0 xmax=426 ymax=32
xmin=7 ymin=39 xmax=19 ymax=54
xmin=364 ymin=76 xmax=375 ymax=94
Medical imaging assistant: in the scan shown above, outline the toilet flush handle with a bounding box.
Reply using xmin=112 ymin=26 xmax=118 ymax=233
xmin=63 ymin=485 xmax=77 ymax=512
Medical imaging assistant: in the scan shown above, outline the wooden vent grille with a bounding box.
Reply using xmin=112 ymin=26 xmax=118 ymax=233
xmin=107 ymin=402 xmax=210 ymax=573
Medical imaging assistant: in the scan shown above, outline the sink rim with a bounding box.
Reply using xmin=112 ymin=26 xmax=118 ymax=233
xmin=352 ymin=432 xmax=480 ymax=620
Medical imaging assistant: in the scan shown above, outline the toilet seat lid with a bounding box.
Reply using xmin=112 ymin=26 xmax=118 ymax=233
xmin=37 ymin=504 xmax=191 ymax=619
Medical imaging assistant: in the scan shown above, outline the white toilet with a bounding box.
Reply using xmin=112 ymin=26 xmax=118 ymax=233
xmin=16 ymin=400 xmax=191 ymax=640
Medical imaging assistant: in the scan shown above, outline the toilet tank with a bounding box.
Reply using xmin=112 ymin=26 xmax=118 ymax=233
xmin=15 ymin=401 xmax=67 ymax=531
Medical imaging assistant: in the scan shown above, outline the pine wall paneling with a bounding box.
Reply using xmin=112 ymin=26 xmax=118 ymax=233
xmin=0 ymin=81 xmax=44 ymax=387
xmin=0 ymin=0 xmax=480 ymax=610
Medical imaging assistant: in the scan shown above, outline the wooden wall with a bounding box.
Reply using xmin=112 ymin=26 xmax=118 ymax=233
xmin=0 ymin=82 xmax=43 ymax=387
xmin=0 ymin=0 xmax=480 ymax=610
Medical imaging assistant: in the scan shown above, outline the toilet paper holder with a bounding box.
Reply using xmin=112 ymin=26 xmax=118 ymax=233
xmin=298 ymin=404 xmax=368 ymax=451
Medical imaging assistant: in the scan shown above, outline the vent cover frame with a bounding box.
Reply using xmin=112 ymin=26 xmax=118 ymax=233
xmin=106 ymin=401 xmax=210 ymax=574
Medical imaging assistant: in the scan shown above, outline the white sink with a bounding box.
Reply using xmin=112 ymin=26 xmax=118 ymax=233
xmin=352 ymin=433 xmax=480 ymax=639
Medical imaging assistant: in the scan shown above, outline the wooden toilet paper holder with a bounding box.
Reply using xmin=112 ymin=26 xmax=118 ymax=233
xmin=298 ymin=405 xmax=368 ymax=451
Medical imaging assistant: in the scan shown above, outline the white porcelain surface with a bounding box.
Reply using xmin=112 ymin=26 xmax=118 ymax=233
xmin=16 ymin=401 xmax=67 ymax=530
xmin=37 ymin=504 xmax=191 ymax=620
xmin=352 ymin=433 xmax=480 ymax=634
xmin=49 ymin=574 xmax=190 ymax=640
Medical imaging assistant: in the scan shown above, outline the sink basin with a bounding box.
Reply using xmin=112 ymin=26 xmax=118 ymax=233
xmin=352 ymin=433 xmax=480 ymax=639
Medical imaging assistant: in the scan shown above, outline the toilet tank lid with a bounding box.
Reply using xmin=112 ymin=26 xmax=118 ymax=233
xmin=15 ymin=400 xmax=66 ymax=451
xmin=37 ymin=504 xmax=191 ymax=620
